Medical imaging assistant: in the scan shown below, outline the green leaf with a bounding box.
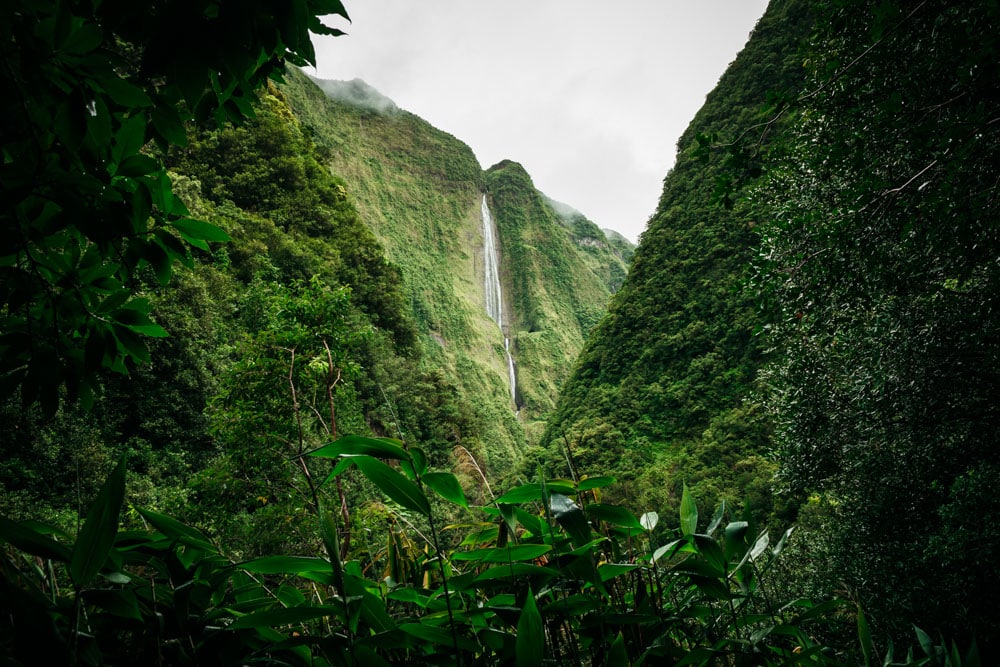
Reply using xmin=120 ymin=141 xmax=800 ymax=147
xmin=172 ymin=217 xmax=231 ymax=243
xmin=320 ymin=457 xmax=357 ymax=487
xmin=149 ymin=103 xmax=188 ymax=146
xmin=858 ymin=607 xmax=874 ymax=667
xmin=353 ymin=456 xmax=430 ymax=516
xmin=116 ymin=154 xmax=160 ymax=177
xmin=598 ymin=563 xmax=640 ymax=582
xmin=386 ymin=587 xmax=430 ymax=606
xmin=240 ymin=555 xmax=331 ymax=575
xmin=229 ymin=605 xmax=341 ymax=630
xmin=452 ymin=544 xmax=552 ymax=563
xmin=771 ymin=526 xmax=795 ymax=556
xmin=318 ymin=498 xmax=345 ymax=595
xmin=680 ymin=484 xmax=698 ymax=536
xmin=749 ymin=530 xmax=770 ymax=561
xmin=706 ymin=500 xmax=726 ymax=536
xmin=343 ymin=573 xmax=396 ymax=634
xmin=0 ymin=518 xmax=72 ymax=562
xmin=514 ymin=507 xmax=543 ymax=536
xmin=472 ymin=563 xmax=559 ymax=584
xmin=516 ymin=586 xmax=544 ymax=667
xmin=398 ymin=623 xmax=477 ymax=651
xmin=422 ymin=472 xmax=468 ymax=509
xmin=308 ymin=435 xmax=409 ymax=461
xmin=607 ymin=631 xmax=628 ymax=666
xmin=70 ymin=456 xmax=126 ymax=586
xmin=113 ymin=114 xmax=147 ymax=164
xmin=724 ymin=521 xmax=749 ymax=561
xmin=577 ymin=475 xmax=616 ymax=491
xmin=101 ymin=77 xmax=153 ymax=108
xmin=914 ymin=625 xmax=934 ymax=658
xmin=83 ymin=589 xmax=142 ymax=621
xmin=586 ymin=503 xmax=643 ymax=530
xmin=495 ymin=481 xmax=575 ymax=505
xmin=551 ymin=494 xmax=590 ymax=548
xmin=125 ymin=322 xmax=169 ymax=338
xmin=135 ymin=507 xmax=214 ymax=550
xmin=311 ymin=0 xmax=351 ymax=21
xmin=652 ymin=536 xmax=697 ymax=563
xmin=60 ymin=22 xmax=102 ymax=54
xmin=405 ymin=446 xmax=428 ymax=479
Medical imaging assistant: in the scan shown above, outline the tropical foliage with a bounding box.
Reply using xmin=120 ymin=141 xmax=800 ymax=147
xmin=0 ymin=0 xmax=349 ymax=412
xmin=3 ymin=0 xmax=997 ymax=662
xmin=750 ymin=0 xmax=1000 ymax=650
xmin=0 ymin=452 xmax=852 ymax=665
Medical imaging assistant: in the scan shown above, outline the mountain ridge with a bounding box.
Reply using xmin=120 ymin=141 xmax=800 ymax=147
xmin=279 ymin=69 xmax=631 ymax=466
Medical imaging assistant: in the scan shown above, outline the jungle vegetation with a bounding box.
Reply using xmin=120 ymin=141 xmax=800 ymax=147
xmin=1 ymin=0 xmax=996 ymax=664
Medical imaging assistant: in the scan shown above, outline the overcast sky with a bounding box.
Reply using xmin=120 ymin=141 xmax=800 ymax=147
xmin=311 ymin=2 xmax=769 ymax=243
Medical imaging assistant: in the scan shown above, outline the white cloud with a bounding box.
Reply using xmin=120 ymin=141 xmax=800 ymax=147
xmin=312 ymin=1 xmax=768 ymax=242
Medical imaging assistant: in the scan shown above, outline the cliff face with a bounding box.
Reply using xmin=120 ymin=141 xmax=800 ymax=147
xmin=539 ymin=0 xmax=814 ymax=517
xmin=279 ymin=70 xmax=630 ymax=469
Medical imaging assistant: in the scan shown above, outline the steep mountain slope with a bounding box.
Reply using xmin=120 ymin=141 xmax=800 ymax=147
xmin=279 ymin=70 xmax=629 ymax=461
xmin=0 ymin=88 xmax=478 ymax=554
xmin=541 ymin=0 xmax=814 ymax=517
xmin=545 ymin=195 xmax=633 ymax=294
xmin=278 ymin=71 xmax=522 ymax=477
xmin=484 ymin=161 xmax=626 ymax=435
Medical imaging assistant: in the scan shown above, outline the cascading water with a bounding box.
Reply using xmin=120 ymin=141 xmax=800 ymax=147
xmin=481 ymin=195 xmax=517 ymax=406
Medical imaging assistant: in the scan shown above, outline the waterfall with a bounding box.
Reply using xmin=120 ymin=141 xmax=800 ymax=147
xmin=481 ymin=195 xmax=517 ymax=406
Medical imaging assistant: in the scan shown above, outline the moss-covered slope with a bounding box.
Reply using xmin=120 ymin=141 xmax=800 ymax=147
xmin=540 ymin=0 xmax=814 ymax=518
xmin=484 ymin=161 xmax=621 ymax=430
xmin=279 ymin=70 xmax=628 ymax=468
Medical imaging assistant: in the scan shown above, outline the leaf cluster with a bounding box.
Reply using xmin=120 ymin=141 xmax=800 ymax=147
xmin=0 ymin=448 xmax=852 ymax=665
xmin=0 ymin=0 xmax=349 ymax=412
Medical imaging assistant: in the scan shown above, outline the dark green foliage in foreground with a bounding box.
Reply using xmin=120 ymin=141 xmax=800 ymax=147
xmin=0 ymin=452 xmax=862 ymax=666
xmin=541 ymin=0 xmax=815 ymax=521
xmin=0 ymin=0 xmax=348 ymax=413
xmin=754 ymin=0 xmax=1000 ymax=650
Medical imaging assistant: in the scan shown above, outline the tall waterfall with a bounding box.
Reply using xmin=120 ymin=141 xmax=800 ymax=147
xmin=481 ymin=195 xmax=517 ymax=406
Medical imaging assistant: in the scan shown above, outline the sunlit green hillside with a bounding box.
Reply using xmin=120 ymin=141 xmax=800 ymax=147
xmin=279 ymin=70 xmax=631 ymax=459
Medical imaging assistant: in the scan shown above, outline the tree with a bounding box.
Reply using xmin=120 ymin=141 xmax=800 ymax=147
xmin=755 ymin=0 xmax=1000 ymax=649
xmin=0 ymin=0 xmax=349 ymax=412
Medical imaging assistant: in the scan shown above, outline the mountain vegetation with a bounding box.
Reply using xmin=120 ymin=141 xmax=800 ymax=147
xmin=1 ymin=0 xmax=996 ymax=663
xmin=752 ymin=0 xmax=1000 ymax=650
xmin=278 ymin=70 xmax=631 ymax=447
xmin=546 ymin=0 xmax=1000 ymax=656
xmin=485 ymin=160 xmax=627 ymax=423
xmin=541 ymin=0 xmax=814 ymax=524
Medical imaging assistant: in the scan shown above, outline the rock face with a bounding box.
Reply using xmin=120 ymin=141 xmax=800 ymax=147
xmin=279 ymin=69 xmax=631 ymax=472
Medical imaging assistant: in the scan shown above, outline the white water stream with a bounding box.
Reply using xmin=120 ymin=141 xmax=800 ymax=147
xmin=481 ymin=195 xmax=517 ymax=406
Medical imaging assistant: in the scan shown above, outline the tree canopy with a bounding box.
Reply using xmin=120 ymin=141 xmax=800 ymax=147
xmin=0 ymin=0 xmax=349 ymax=412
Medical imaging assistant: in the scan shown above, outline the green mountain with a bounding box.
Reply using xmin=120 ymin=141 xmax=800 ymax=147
xmin=4 ymin=0 xmax=995 ymax=658
xmin=0 ymin=63 xmax=630 ymax=542
xmin=540 ymin=0 xmax=814 ymax=517
xmin=279 ymin=70 xmax=631 ymax=459
xmin=542 ymin=0 xmax=1000 ymax=651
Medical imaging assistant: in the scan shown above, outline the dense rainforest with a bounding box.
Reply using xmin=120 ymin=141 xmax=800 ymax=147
xmin=1 ymin=0 xmax=997 ymax=664
xmin=546 ymin=0 xmax=1000 ymax=655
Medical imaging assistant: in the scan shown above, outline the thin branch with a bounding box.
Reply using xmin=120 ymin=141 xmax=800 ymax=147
xmin=882 ymin=159 xmax=938 ymax=196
